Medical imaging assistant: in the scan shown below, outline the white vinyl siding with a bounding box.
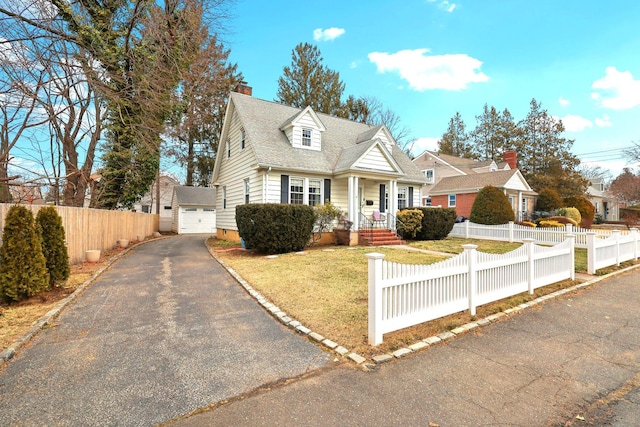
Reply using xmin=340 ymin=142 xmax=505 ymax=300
xmin=290 ymin=113 xmax=321 ymax=151
xmin=355 ymin=146 xmax=395 ymax=172
xmin=215 ymin=112 xmax=259 ymax=232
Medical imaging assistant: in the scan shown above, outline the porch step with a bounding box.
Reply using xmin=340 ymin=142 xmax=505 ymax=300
xmin=359 ymin=229 xmax=406 ymax=246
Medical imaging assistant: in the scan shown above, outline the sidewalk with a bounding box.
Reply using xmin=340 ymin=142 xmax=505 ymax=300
xmin=171 ymin=266 xmax=640 ymax=426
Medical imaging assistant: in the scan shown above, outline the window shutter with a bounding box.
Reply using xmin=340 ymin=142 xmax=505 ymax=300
xmin=408 ymin=187 xmax=414 ymax=207
xmin=379 ymin=184 xmax=386 ymax=213
xmin=324 ymin=179 xmax=331 ymax=203
xmin=280 ymin=175 xmax=289 ymax=204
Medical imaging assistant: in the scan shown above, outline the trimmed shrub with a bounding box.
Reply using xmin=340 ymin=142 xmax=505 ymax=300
xmin=558 ymin=207 xmax=581 ymax=226
xmin=469 ymin=185 xmax=515 ymax=225
xmin=413 ymin=207 xmax=456 ymax=240
xmin=0 ymin=205 xmax=50 ymax=302
xmin=563 ymin=196 xmax=595 ymax=228
xmin=536 ymin=215 xmax=578 ymax=227
xmin=312 ymin=201 xmax=342 ymax=243
xmin=536 ymin=188 xmax=563 ymax=212
xmin=36 ymin=206 xmax=70 ymax=286
xmin=517 ymin=221 xmax=536 ymax=227
xmin=236 ymin=203 xmax=317 ymax=254
xmin=397 ymin=209 xmax=423 ymax=239
xmin=537 ymin=220 xmax=565 ymax=228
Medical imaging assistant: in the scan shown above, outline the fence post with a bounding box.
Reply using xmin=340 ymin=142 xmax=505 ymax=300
xmin=631 ymin=228 xmax=639 ymax=261
xmin=612 ymin=230 xmax=621 ymax=266
xmin=464 ymin=220 xmax=470 ymax=239
xmin=367 ymin=252 xmax=386 ymax=346
xmin=567 ymin=233 xmax=575 ymax=281
xmin=463 ymin=244 xmax=478 ymax=316
xmin=509 ymin=221 xmax=514 ymax=243
xmin=523 ymin=238 xmax=535 ymax=294
xmin=587 ymin=231 xmax=596 ymax=275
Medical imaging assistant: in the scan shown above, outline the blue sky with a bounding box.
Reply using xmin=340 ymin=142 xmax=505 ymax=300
xmin=224 ymin=0 xmax=640 ymax=178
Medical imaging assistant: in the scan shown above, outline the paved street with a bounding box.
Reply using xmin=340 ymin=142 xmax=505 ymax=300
xmin=0 ymin=236 xmax=331 ymax=426
xmin=171 ymin=268 xmax=640 ymax=426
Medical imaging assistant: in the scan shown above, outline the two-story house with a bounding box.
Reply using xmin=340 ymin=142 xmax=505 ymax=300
xmin=211 ymin=84 xmax=427 ymax=243
xmin=413 ymin=150 xmax=537 ymax=221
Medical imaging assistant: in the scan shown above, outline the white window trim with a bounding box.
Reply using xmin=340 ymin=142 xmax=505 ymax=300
xmin=222 ymin=186 xmax=227 ymax=209
xmin=289 ymin=176 xmax=323 ymax=206
xmin=244 ymin=179 xmax=250 ymax=204
xmin=302 ymin=128 xmax=312 ymax=147
xmin=398 ymin=187 xmax=408 ymax=209
xmin=448 ymin=194 xmax=456 ymax=208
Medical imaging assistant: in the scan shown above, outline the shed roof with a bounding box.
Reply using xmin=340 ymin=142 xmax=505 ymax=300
xmin=173 ymin=186 xmax=217 ymax=206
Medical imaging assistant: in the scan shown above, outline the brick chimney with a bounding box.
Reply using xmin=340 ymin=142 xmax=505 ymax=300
xmin=503 ymin=150 xmax=517 ymax=169
xmin=234 ymin=81 xmax=252 ymax=96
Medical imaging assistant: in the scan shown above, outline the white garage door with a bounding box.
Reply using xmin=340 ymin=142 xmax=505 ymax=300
xmin=180 ymin=207 xmax=216 ymax=234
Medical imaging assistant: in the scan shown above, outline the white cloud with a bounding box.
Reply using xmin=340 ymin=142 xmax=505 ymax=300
xmin=368 ymin=48 xmax=489 ymax=91
xmin=558 ymin=114 xmax=593 ymax=132
xmin=313 ymin=27 xmax=345 ymax=42
xmin=558 ymin=96 xmax=570 ymax=107
xmin=591 ymin=66 xmax=640 ymax=110
xmin=595 ymin=114 xmax=612 ymax=127
xmin=427 ymin=0 xmax=457 ymax=12
xmin=412 ymin=137 xmax=440 ymax=154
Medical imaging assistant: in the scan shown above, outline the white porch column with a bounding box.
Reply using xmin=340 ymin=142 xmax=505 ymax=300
xmin=389 ymin=180 xmax=398 ymax=229
xmin=518 ymin=191 xmax=523 ymax=221
xmin=348 ymin=176 xmax=359 ymax=230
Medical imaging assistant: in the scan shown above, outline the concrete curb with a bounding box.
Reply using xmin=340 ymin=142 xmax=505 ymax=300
xmin=0 ymin=236 xmax=171 ymax=366
xmin=207 ymin=242 xmax=640 ymax=368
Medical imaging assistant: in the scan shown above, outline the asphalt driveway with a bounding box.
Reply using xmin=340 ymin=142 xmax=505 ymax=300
xmin=0 ymin=235 xmax=331 ymax=426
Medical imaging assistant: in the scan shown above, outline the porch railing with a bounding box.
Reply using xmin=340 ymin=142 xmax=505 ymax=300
xmin=358 ymin=212 xmax=405 ymax=240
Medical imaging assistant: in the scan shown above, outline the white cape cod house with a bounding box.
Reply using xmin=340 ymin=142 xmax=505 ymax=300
xmin=211 ymin=85 xmax=426 ymax=244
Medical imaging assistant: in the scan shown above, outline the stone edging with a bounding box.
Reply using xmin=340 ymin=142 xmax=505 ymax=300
xmin=0 ymin=237 xmax=169 ymax=366
xmin=208 ymin=243 xmax=640 ymax=367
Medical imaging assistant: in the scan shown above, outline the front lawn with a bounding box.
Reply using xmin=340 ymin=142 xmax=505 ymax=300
xmin=209 ymin=238 xmax=583 ymax=357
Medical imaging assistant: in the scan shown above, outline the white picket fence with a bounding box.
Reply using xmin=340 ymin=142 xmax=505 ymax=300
xmin=367 ymin=236 xmax=575 ymax=345
xmin=587 ymin=230 xmax=640 ymax=274
xmin=449 ymin=220 xmax=617 ymax=248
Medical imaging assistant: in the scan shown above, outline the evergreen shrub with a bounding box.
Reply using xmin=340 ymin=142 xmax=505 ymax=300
xmin=563 ymin=196 xmax=595 ymax=228
xmin=0 ymin=205 xmax=50 ymax=302
xmin=396 ymin=209 xmax=423 ymax=239
xmin=536 ymin=188 xmax=563 ymax=212
xmin=36 ymin=206 xmax=70 ymax=286
xmin=236 ymin=203 xmax=317 ymax=254
xmin=413 ymin=207 xmax=456 ymax=240
xmin=470 ymin=185 xmax=515 ymax=225
xmin=558 ymin=207 xmax=581 ymax=226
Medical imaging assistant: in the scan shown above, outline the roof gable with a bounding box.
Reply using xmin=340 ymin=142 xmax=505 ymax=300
xmin=335 ymin=139 xmax=403 ymax=175
xmin=279 ymin=106 xmax=326 ymax=132
xmin=429 ymin=169 xmax=534 ymax=195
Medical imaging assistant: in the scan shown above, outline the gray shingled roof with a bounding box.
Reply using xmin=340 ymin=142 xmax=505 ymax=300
xmin=228 ymin=93 xmax=425 ymax=183
xmin=429 ymin=169 xmax=532 ymax=194
xmin=173 ymin=186 xmax=217 ymax=206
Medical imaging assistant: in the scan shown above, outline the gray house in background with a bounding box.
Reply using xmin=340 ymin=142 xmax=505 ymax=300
xmin=171 ymin=186 xmax=217 ymax=234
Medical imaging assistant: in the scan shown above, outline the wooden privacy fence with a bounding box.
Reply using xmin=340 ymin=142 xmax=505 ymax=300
xmin=587 ymin=229 xmax=640 ymax=274
xmin=366 ymin=236 xmax=575 ymax=345
xmin=0 ymin=204 xmax=159 ymax=265
xmin=449 ymin=220 xmax=618 ymax=248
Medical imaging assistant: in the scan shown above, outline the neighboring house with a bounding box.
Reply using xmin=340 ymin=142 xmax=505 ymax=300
xmin=413 ymin=150 xmax=513 ymax=206
xmin=586 ymin=177 xmax=619 ymax=222
xmin=414 ymin=149 xmax=537 ymax=221
xmin=170 ymin=186 xmax=217 ymax=234
xmin=134 ymin=175 xmax=180 ymax=232
xmin=211 ymin=85 xmax=426 ymax=242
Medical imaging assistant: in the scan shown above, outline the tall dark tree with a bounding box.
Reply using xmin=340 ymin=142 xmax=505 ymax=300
xmin=277 ymin=42 xmax=345 ymax=116
xmin=438 ymin=112 xmax=473 ymax=158
xmin=470 ymin=104 xmax=503 ymax=161
xmin=167 ymin=33 xmax=242 ymax=187
xmin=515 ymin=99 xmax=588 ymax=197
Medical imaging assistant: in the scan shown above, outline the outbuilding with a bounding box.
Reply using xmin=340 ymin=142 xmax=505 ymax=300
xmin=171 ymin=186 xmax=217 ymax=234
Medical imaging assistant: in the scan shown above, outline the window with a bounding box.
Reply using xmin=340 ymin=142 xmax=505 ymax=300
xmin=226 ymin=138 xmax=231 ymax=158
xmin=244 ymin=179 xmax=250 ymax=204
xmin=302 ymin=128 xmax=312 ymax=146
xmin=222 ymin=186 xmax=227 ymax=209
xmin=308 ymin=179 xmax=322 ymax=206
xmin=184 ymin=208 xmax=197 ymax=212
xmin=204 ymin=208 xmax=215 ymax=212
xmin=521 ymin=198 xmax=527 ymax=212
xmin=423 ymin=197 xmax=432 ymax=207
xmin=422 ymin=169 xmax=434 ymax=183
xmin=290 ymin=178 xmax=304 ymax=204
xmin=164 ymin=206 xmax=172 ymax=210
xmin=142 ymin=205 xmax=150 ymax=213
xmin=398 ymin=187 xmax=407 ymax=209
xmin=241 ymin=128 xmax=246 ymax=149
xmin=448 ymin=194 xmax=456 ymax=207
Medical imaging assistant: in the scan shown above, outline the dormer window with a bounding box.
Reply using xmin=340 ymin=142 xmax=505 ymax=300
xmin=302 ymin=128 xmax=312 ymax=147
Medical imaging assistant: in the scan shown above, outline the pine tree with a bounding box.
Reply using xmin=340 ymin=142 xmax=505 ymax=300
xmin=438 ymin=112 xmax=473 ymax=158
xmin=0 ymin=205 xmax=49 ymax=302
xmin=276 ymin=42 xmax=345 ymax=116
xmin=36 ymin=206 xmax=70 ymax=286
